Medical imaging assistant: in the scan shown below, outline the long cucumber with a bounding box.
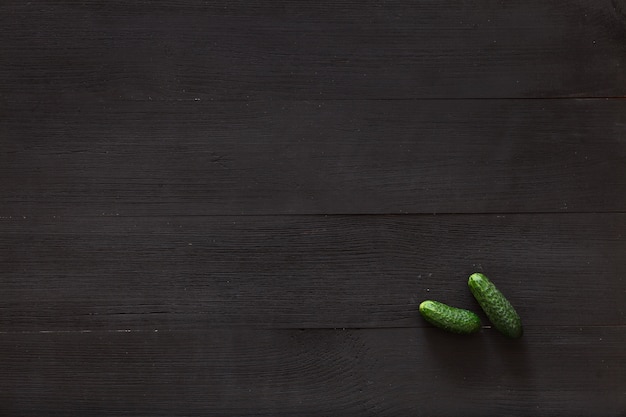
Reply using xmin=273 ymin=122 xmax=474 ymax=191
xmin=468 ymin=273 xmax=523 ymax=338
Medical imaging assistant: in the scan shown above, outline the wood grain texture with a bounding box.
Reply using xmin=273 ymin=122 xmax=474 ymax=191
xmin=1 ymin=214 xmax=623 ymax=331
xmin=1 ymin=0 xmax=625 ymax=101
xmin=0 ymin=327 xmax=623 ymax=416
xmin=2 ymin=0 xmax=626 ymax=414
xmin=3 ymin=99 xmax=626 ymax=216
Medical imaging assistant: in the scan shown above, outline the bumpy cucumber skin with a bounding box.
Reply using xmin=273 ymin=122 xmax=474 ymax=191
xmin=468 ymin=273 xmax=523 ymax=338
xmin=419 ymin=300 xmax=481 ymax=335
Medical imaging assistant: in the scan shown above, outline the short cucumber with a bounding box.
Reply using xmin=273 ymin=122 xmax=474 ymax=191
xmin=419 ymin=300 xmax=481 ymax=334
xmin=468 ymin=273 xmax=523 ymax=338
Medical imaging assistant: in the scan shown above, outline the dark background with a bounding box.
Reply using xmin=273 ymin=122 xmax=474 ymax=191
xmin=1 ymin=1 xmax=625 ymax=415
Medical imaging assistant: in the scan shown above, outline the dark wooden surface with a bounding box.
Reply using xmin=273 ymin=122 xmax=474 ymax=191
xmin=3 ymin=99 xmax=626 ymax=216
xmin=2 ymin=0 xmax=626 ymax=100
xmin=1 ymin=1 xmax=625 ymax=416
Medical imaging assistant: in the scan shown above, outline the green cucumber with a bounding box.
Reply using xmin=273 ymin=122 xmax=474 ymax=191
xmin=419 ymin=300 xmax=481 ymax=334
xmin=468 ymin=273 xmax=523 ymax=338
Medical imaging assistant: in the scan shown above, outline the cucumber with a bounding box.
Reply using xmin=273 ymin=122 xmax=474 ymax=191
xmin=468 ymin=273 xmax=523 ymax=338
xmin=419 ymin=300 xmax=481 ymax=334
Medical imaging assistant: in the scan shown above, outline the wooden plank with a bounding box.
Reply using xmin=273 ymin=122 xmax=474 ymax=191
xmin=0 ymin=326 xmax=623 ymax=416
xmin=2 ymin=99 xmax=626 ymax=216
xmin=1 ymin=214 xmax=623 ymax=331
xmin=1 ymin=0 xmax=625 ymax=101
